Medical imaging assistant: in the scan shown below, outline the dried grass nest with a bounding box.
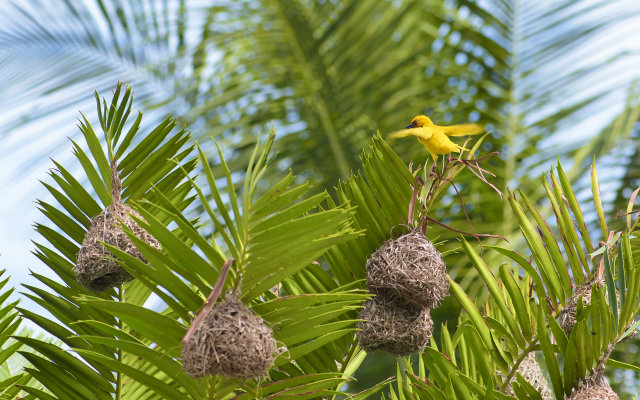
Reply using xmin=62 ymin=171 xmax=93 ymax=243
xmin=557 ymin=282 xmax=593 ymax=335
xmin=182 ymin=295 xmax=277 ymax=379
xmin=365 ymin=229 xmax=449 ymax=308
xmin=74 ymin=202 xmax=160 ymax=291
xmin=567 ymin=373 xmax=619 ymax=400
xmin=498 ymin=353 xmax=553 ymax=399
xmin=356 ymin=295 xmax=433 ymax=356
xmin=74 ymin=161 xmax=160 ymax=292
xmin=557 ymin=281 xmax=633 ymax=339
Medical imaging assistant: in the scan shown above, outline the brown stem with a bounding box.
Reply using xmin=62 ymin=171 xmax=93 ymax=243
xmin=454 ymin=152 xmax=500 ymax=164
xmin=617 ymin=209 xmax=640 ymax=217
xmin=110 ymin=158 xmax=122 ymax=204
xmin=423 ymin=165 xmax=442 ymax=216
xmin=418 ymin=151 xmax=501 ymax=236
xmin=421 ymin=215 xmax=428 ymax=235
xmin=499 ymin=342 xmax=539 ymax=393
xmin=457 ymin=158 xmax=503 ymax=198
xmin=595 ymin=343 xmax=615 ymax=375
xmin=182 ymin=258 xmax=234 ymax=345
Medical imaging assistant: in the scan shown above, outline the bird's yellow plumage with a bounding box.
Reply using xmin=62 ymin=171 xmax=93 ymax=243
xmin=389 ymin=115 xmax=485 ymax=161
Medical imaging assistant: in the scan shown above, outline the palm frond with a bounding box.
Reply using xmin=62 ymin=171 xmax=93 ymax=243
xmin=388 ymin=161 xmax=640 ymax=398
xmin=106 ymin=131 xmax=373 ymax=398
xmin=16 ymin=83 xmax=389 ymax=399
xmin=18 ymin=84 xmax=198 ymax=399
xmin=0 ymin=270 xmax=47 ymax=399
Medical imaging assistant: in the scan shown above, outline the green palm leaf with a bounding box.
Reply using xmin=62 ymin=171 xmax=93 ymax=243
xmin=391 ymin=162 xmax=640 ymax=398
xmin=17 ymin=83 xmax=389 ymax=399
xmin=19 ymin=84 xmax=198 ymax=399
xmin=105 ymin=131 xmax=372 ymax=397
xmin=0 ymin=270 xmax=47 ymax=399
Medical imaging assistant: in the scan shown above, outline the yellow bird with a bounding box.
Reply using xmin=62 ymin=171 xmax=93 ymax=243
xmin=390 ymin=115 xmax=485 ymax=161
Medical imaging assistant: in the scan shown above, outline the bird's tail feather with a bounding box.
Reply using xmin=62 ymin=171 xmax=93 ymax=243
xmin=444 ymin=123 xmax=485 ymax=136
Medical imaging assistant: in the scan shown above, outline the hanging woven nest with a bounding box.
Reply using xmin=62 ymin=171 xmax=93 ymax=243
xmin=558 ymin=278 xmax=624 ymax=337
xmin=365 ymin=229 xmax=449 ymax=308
xmin=498 ymin=353 xmax=553 ymax=399
xmin=74 ymin=160 xmax=160 ymax=292
xmin=356 ymin=295 xmax=433 ymax=356
xmin=182 ymin=294 xmax=277 ymax=379
xmin=567 ymin=373 xmax=619 ymax=400
xmin=557 ymin=282 xmax=593 ymax=335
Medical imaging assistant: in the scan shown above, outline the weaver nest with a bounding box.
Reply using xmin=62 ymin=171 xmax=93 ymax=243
xmin=182 ymin=295 xmax=277 ymax=379
xmin=557 ymin=280 xmax=625 ymax=337
xmin=365 ymin=230 xmax=449 ymax=308
xmin=74 ymin=201 xmax=159 ymax=292
xmin=356 ymin=295 xmax=433 ymax=356
xmin=567 ymin=373 xmax=619 ymax=400
xmin=557 ymin=282 xmax=594 ymax=335
xmin=498 ymin=353 xmax=552 ymax=399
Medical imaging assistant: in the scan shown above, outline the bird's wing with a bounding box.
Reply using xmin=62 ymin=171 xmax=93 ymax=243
xmin=437 ymin=123 xmax=485 ymax=136
xmin=388 ymin=127 xmax=433 ymax=140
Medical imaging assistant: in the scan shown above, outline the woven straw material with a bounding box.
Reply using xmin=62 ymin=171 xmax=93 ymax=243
xmin=557 ymin=282 xmax=593 ymax=335
xmin=498 ymin=353 xmax=553 ymax=399
xmin=74 ymin=202 xmax=159 ymax=292
xmin=182 ymin=296 xmax=277 ymax=379
xmin=356 ymin=295 xmax=433 ymax=356
xmin=366 ymin=230 xmax=449 ymax=308
xmin=567 ymin=374 xmax=619 ymax=400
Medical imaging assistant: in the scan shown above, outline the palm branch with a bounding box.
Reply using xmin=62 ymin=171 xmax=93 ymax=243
xmin=17 ymin=83 xmax=409 ymax=399
xmin=383 ymin=162 xmax=640 ymax=398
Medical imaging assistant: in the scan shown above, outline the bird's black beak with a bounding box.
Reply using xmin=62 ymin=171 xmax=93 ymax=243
xmin=405 ymin=122 xmax=417 ymax=129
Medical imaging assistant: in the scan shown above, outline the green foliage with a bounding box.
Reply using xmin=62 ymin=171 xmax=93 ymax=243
xmin=385 ymin=161 xmax=640 ymax=398
xmin=16 ymin=84 xmax=640 ymax=398
xmin=0 ymin=71 xmax=633 ymax=400
xmin=325 ymin=135 xmax=416 ymax=287
xmin=18 ymin=84 xmax=198 ymax=399
xmin=0 ymin=270 xmax=46 ymax=399
xmin=4 ymin=7 xmax=640 ymax=393
xmin=16 ymin=84 xmax=399 ymax=399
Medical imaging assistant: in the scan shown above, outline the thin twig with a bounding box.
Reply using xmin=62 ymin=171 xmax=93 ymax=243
xmin=459 ymin=159 xmax=503 ymax=198
xmin=457 ymin=152 xmax=500 ymax=163
xmin=440 ymin=176 xmax=483 ymax=248
xmin=422 ymin=215 xmax=508 ymax=241
xmin=408 ymin=176 xmax=420 ymax=226
xmin=617 ymin=209 xmax=640 ymax=217
xmin=416 ymin=150 xmax=502 ymax=241
xmin=499 ymin=342 xmax=539 ymax=393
